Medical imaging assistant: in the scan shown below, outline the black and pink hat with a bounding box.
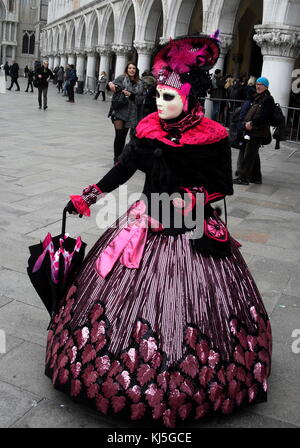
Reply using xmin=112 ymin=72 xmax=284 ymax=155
xmin=152 ymin=31 xmax=221 ymax=96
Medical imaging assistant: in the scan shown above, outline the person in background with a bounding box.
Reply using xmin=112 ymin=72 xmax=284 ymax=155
xmin=25 ymin=67 xmax=34 ymax=92
xmin=66 ymin=64 xmax=77 ymax=103
xmin=243 ymin=75 xmax=257 ymax=100
xmin=141 ymin=69 xmax=157 ymax=117
xmin=63 ymin=64 xmax=70 ymax=96
xmin=35 ymin=60 xmax=53 ymax=110
xmin=108 ymin=62 xmax=144 ymax=163
xmin=7 ymin=61 xmax=20 ymax=91
xmin=94 ymin=71 xmax=107 ymax=101
xmin=233 ymin=77 xmax=275 ymax=185
xmin=4 ymin=61 xmax=10 ymax=81
xmin=56 ymin=66 xmax=64 ymax=93
xmin=209 ymin=68 xmax=225 ymax=121
xmin=24 ymin=65 xmax=29 ymax=78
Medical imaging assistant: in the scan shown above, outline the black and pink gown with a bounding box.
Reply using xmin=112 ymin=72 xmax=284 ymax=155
xmin=45 ymin=113 xmax=272 ymax=427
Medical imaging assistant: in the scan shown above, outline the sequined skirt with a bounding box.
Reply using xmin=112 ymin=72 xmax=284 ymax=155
xmin=45 ymin=213 xmax=272 ymax=427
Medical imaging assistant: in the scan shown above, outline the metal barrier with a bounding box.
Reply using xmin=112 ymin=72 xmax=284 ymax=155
xmin=203 ymin=97 xmax=300 ymax=152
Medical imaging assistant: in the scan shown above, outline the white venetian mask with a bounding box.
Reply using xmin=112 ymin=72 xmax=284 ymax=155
xmin=156 ymin=86 xmax=184 ymax=120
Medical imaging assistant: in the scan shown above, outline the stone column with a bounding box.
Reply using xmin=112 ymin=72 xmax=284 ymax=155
xmin=2 ymin=44 xmax=7 ymax=64
xmin=67 ymin=52 xmax=76 ymax=66
xmin=254 ymin=25 xmax=300 ymax=107
xmin=112 ymin=44 xmax=131 ymax=77
xmin=60 ymin=54 xmax=68 ymax=68
xmin=54 ymin=54 xmax=60 ymax=67
xmin=75 ymin=51 xmax=86 ymax=82
xmin=48 ymin=55 xmax=55 ymax=70
xmin=85 ymin=50 xmax=97 ymax=90
xmin=97 ymin=46 xmax=111 ymax=79
xmin=134 ymin=41 xmax=155 ymax=75
xmin=214 ymin=33 xmax=234 ymax=73
xmin=3 ymin=22 xmax=7 ymax=41
xmin=11 ymin=46 xmax=16 ymax=61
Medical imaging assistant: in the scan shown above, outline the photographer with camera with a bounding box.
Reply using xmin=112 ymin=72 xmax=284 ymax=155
xmin=108 ymin=62 xmax=144 ymax=163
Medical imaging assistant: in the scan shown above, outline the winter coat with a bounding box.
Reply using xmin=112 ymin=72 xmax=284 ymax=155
xmin=35 ymin=67 xmax=53 ymax=87
xmin=98 ymin=75 xmax=107 ymax=91
xmin=10 ymin=63 xmax=19 ymax=79
xmin=57 ymin=68 xmax=64 ymax=82
xmin=244 ymin=90 xmax=275 ymax=139
xmin=108 ymin=75 xmax=145 ymax=128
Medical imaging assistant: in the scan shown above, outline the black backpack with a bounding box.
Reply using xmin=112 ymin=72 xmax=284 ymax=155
xmin=270 ymin=103 xmax=284 ymax=127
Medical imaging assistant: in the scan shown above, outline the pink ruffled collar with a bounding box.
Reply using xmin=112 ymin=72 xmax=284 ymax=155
xmin=136 ymin=112 xmax=228 ymax=147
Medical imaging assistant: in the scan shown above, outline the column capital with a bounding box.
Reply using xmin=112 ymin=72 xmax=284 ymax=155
xmin=111 ymin=44 xmax=131 ymax=56
xmin=85 ymin=48 xmax=96 ymax=57
xmin=133 ymin=41 xmax=155 ymax=55
xmin=74 ymin=48 xmax=86 ymax=56
xmin=96 ymin=45 xmax=111 ymax=56
xmin=219 ymin=33 xmax=235 ymax=54
xmin=254 ymin=25 xmax=300 ymax=59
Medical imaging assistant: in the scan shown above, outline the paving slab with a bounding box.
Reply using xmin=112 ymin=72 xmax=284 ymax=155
xmin=11 ymin=398 xmax=119 ymax=428
xmin=0 ymin=300 xmax=49 ymax=346
xmin=0 ymin=380 xmax=42 ymax=428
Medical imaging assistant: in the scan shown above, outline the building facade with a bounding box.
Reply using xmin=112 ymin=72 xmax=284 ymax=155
xmin=41 ymin=0 xmax=300 ymax=107
xmin=0 ymin=0 xmax=49 ymax=70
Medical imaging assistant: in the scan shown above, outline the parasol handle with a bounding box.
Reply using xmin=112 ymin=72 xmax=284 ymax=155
xmin=61 ymin=207 xmax=68 ymax=236
xmin=61 ymin=206 xmax=83 ymax=236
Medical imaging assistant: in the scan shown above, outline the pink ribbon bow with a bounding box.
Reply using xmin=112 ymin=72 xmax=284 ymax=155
xmin=95 ymin=201 xmax=163 ymax=278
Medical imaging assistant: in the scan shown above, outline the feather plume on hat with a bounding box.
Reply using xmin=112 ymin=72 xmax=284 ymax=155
xmin=152 ymin=33 xmax=220 ymax=97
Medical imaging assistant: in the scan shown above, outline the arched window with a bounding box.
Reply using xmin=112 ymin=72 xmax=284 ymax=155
xmin=8 ymin=0 xmax=14 ymax=12
xmin=22 ymin=31 xmax=35 ymax=54
xmin=29 ymin=33 xmax=35 ymax=54
xmin=22 ymin=33 xmax=29 ymax=53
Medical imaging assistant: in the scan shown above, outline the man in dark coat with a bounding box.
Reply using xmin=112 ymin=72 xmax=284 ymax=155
xmin=7 ymin=61 xmax=20 ymax=91
xmin=66 ymin=64 xmax=77 ymax=103
xmin=233 ymin=77 xmax=275 ymax=185
xmin=35 ymin=60 xmax=53 ymax=110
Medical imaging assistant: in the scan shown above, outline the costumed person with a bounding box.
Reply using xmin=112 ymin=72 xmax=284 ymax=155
xmin=44 ymin=32 xmax=272 ymax=428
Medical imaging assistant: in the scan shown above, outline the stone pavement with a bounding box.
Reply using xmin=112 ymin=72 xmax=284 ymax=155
xmin=0 ymin=78 xmax=300 ymax=429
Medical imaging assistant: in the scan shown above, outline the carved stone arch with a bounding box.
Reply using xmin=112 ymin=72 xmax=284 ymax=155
xmin=116 ymin=0 xmax=136 ymax=44
xmin=75 ymin=15 xmax=87 ymax=49
xmin=137 ymin=0 xmax=164 ymax=43
xmin=53 ymin=27 xmax=60 ymax=52
xmin=283 ymin=0 xmax=300 ymax=27
xmin=99 ymin=4 xmax=115 ymax=46
xmin=66 ymin=19 xmax=76 ymax=51
xmin=166 ymin=0 xmax=200 ymax=38
xmin=59 ymin=23 xmax=68 ymax=51
xmin=86 ymin=9 xmax=99 ymax=48
xmin=0 ymin=0 xmax=6 ymax=20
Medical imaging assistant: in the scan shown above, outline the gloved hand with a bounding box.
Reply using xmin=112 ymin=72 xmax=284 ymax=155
xmin=65 ymin=200 xmax=83 ymax=217
xmin=68 ymin=184 xmax=103 ymax=217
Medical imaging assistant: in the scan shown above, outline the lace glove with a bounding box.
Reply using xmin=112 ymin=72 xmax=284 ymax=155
xmin=69 ymin=184 xmax=104 ymax=217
